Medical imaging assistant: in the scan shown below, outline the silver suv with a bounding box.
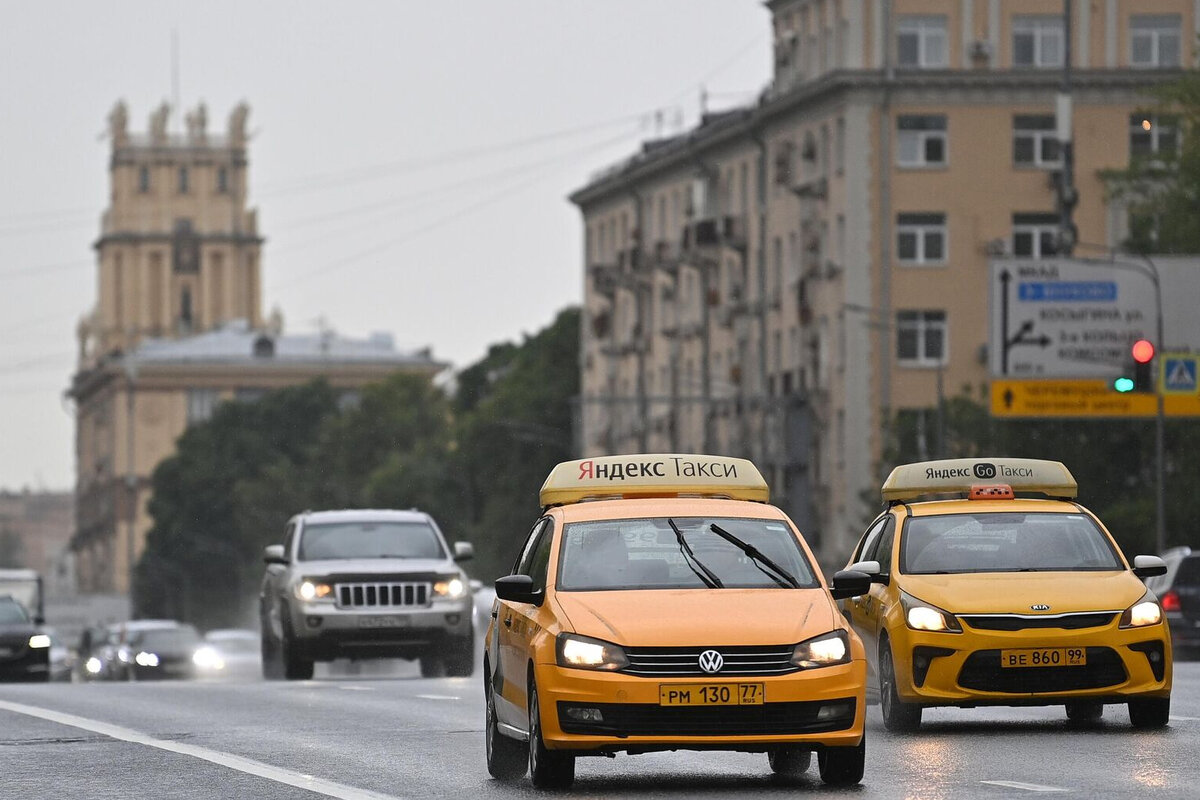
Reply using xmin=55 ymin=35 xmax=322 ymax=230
xmin=259 ymin=509 xmax=475 ymax=680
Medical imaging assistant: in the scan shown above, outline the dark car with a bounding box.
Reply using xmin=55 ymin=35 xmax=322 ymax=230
xmin=0 ymin=595 xmax=50 ymax=682
xmin=122 ymin=624 xmax=203 ymax=680
xmin=1147 ymin=547 xmax=1200 ymax=659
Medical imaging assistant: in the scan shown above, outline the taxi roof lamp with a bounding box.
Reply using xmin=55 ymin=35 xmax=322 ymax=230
xmin=539 ymin=454 xmax=769 ymax=507
xmin=881 ymin=458 xmax=1077 ymax=503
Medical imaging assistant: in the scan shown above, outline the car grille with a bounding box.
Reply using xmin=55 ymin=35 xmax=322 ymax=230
xmin=335 ymin=582 xmax=430 ymax=608
xmin=957 ymin=647 xmax=1126 ymax=693
xmin=961 ymin=612 xmax=1118 ymax=631
xmin=557 ymin=698 xmax=856 ymax=737
xmin=621 ymin=645 xmax=797 ymax=677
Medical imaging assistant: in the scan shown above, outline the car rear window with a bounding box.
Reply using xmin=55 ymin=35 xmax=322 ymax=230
xmin=901 ymin=512 xmax=1123 ymax=574
xmin=298 ymin=521 xmax=444 ymax=560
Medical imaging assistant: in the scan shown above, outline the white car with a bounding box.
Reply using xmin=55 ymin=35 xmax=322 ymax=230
xmin=195 ymin=629 xmax=262 ymax=679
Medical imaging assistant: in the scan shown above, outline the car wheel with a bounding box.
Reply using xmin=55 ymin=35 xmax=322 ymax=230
xmin=484 ymin=666 xmax=528 ymax=780
xmin=767 ymin=746 xmax=811 ymax=776
xmin=1128 ymin=696 xmax=1170 ymax=729
xmin=444 ymin=634 xmax=475 ymax=678
xmin=879 ymin=641 xmax=922 ymax=732
xmin=261 ymin=624 xmax=283 ymax=680
xmin=280 ymin=614 xmax=313 ymax=681
xmin=528 ymin=675 xmax=574 ymax=789
xmin=1065 ymin=701 xmax=1103 ymax=724
xmin=817 ymin=735 xmax=865 ymax=786
xmin=419 ymin=656 xmax=447 ymax=678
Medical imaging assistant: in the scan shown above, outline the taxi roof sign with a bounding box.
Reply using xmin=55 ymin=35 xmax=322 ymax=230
xmin=881 ymin=458 xmax=1077 ymax=502
xmin=539 ymin=454 xmax=769 ymax=507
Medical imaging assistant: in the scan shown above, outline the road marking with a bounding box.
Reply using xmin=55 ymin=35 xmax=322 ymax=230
xmin=1170 ymin=715 xmax=1199 ymax=721
xmin=0 ymin=699 xmax=403 ymax=800
xmin=416 ymin=694 xmax=460 ymax=701
xmin=337 ymin=686 xmax=375 ymax=692
xmin=981 ymin=780 xmax=1066 ymax=792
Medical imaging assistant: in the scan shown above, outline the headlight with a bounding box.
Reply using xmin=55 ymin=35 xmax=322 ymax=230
xmin=1120 ymin=592 xmax=1163 ymax=629
xmin=433 ymin=576 xmax=467 ymax=598
xmin=901 ymin=591 xmax=962 ymax=633
xmin=192 ymin=647 xmax=225 ymax=670
xmin=555 ymin=633 xmax=629 ymax=671
xmin=134 ymin=651 xmax=160 ymax=667
xmin=117 ymin=647 xmax=132 ymax=663
xmin=85 ymin=657 xmax=103 ymax=674
xmin=791 ymin=630 xmax=851 ymax=669
xmin=28 ymin=634 xmax=51 ymax=649
xmin=295 ymin=580 xmax=334 ymax=601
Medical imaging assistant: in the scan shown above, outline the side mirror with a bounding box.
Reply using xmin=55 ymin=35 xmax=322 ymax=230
xmin=494 ymin=574 xmax=543 ymax=606
xmin=830 ymin=570 xmax=872 ymax=600
xmin=263 ymin=544 xmax=288 ymax=565
xmin=1132 ymin=554 xmax=1167 ymax=579
xmin=453 ymin=541 xmax=475 ymax=562
xmin=846 ymin=560 xmax=886 ymax=584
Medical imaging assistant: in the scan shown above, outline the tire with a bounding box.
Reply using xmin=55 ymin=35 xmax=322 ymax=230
xmin=528 ymin=675 xmax=575 ymax=789
xmin=444 ymin=634 xmax=475 ymax=678
xmin=280 ymin=614 xmax=314 ymax=681
xmin=261 ymin=625 xmax=283 ymax=680
xmin=1128 ymin=696 xmax=1170 ymax=729
xmin=1065 ymin=701 xmax=1103 ymax=724
xmin=767 ymin=746 xmax=811 ymax=776
xmin=879 ymin=641 xmax=922 ymax=732
xmin=818 ymin=736 xmax=865 ymax=786
xmin=485 ymin=667 xmax=528 ymax=780
xmin=419 ymin=656 xmax=447 ymax=678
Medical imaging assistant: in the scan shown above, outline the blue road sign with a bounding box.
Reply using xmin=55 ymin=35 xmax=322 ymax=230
xmin=1161 ymin=355 xmax=1199 ymax=395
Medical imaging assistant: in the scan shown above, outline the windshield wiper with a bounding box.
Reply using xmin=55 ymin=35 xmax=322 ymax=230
xmin=667 ymin=518 xmax=723 ymax=589
xmin=709 ymin=523 xmax=800 ymax=589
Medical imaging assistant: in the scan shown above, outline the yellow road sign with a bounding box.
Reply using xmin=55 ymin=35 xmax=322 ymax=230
xmin=991 ymin=379 xmax=1200 ymax=418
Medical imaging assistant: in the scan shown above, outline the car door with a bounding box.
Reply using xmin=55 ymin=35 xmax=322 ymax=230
xmin=844 ymin=516 xmax=887 ymax=641
xmin=262 ymin=521 xmax=296 ymax=642
xmin=492 ymin=517 xmax=550 ymax=729
xmin=846 ymin=514 xmax=896 ymax=676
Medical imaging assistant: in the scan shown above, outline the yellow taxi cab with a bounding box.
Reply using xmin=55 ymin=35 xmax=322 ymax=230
xmin=483 ymin=454 xmax=871 ymax=789
xmin=844 ymin=457 xmax=1171 ymax=732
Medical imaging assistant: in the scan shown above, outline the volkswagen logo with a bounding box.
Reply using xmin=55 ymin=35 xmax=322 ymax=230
xmin=1031 ymin=604 xmax=1051 ymax=612
xmin=698 ymin=649 xmax=724 ymax=674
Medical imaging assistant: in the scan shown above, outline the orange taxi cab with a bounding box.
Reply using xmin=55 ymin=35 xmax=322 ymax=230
xmin=483 ymin=454 xmax=871 ymax=789
xmin=844 ymin=458 xmax=1172 ymax=731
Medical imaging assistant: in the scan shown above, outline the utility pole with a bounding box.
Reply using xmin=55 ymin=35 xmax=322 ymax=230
xmin=1056 ymin=0 xmax=1079 ymax=255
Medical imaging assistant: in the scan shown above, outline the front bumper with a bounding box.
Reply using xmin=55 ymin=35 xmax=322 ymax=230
xmin=533 ymin=659 xmax=866 ymax=753
xmin=890 ymin=621 xmax=1172 ymax=706
xmin=287 ymin=598 xmax=474 ymax=660
xmin=0 ymin=646 xmax=50 ymax=682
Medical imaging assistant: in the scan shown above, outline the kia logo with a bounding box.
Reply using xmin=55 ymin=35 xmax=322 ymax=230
xmin=698 ymin=649 xmax=724 ymax=674
xmin=1031 ymin=604 xmax=1051 ymax=612
xmin=973 ymin=462 xmax=997 ymax=479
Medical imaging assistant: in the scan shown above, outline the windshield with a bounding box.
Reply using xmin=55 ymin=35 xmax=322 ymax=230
xmin=0 ymin=599 xmax=30 ymax=625
xmin=557 ymin=517 xmax=819 ymax=591
xmin=134 ymin=627 xmax=201 ymax=650
xmin=298 ymin=521 xmax=445 ymax=561
xmin=901 ymin=512 xmax=1123 ymax=574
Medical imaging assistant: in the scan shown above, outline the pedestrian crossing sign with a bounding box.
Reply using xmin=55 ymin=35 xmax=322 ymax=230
xmin=1161 ymin=354 xmax=1200 ymax=395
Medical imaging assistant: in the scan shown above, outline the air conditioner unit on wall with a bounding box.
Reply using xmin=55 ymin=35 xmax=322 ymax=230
xmin=985 ymin=238 xmax=1010 ymax=257
xmin=969 ymin=40 xmax=992 ymax=61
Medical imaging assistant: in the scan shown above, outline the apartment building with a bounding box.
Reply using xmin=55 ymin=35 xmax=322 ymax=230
xmin=570 ymin=0 xmax=1194 ymax=562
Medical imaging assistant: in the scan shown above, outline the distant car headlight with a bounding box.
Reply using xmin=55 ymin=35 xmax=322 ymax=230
xmin=134 ymin=651 xmax=160 ymax=667
xmin=85 ymin=657 xmax=103 ymax=675
xmin=555 ymin=633 xmax=629 ymax=671
xmin=295 ymin=580 xmax=334 ymax=601
xmin=192 ymin=646 xmax=225 ymax=670
xmin=28 ymin=634 xmax=52 ymax=649
xmin=433 ymin=576 xmax=467 ymax=599
xmin=791 ymin=630 xmax=851 ymax=669
xmin=1120 ymin=592 xmax=1163 ymax=629
xmin=117 ymin=647 xmax=132 ymax=663
xmin=901 ymin=591 xmax=962 ymax=633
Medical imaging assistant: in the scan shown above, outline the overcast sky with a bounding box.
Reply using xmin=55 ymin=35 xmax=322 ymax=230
xmin=0 ymin=1 xmax=771 ymax=490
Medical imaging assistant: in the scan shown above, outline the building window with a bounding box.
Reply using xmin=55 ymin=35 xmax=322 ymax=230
xmin=1012 ymin=213 xmax=1061 ymax=257
xmin=1131 ymin=15 xmax=1181 ymax=68
xmin=187 ymin=389 xmax=218 ymax=424
xmin=138 ymin=166 xmax=150 ymax=193
xmin=178 ymin=166 xmax=190 ymax=194
xmin=896 ymin=213 xmax=947 ymax=265
xmin=897 ymin=115 xmax=947 ymax=167
xmin=1012 ymin=16 xmax=1063 ymax=68
xmin=1130 ymin=114 xmax=1179 ymax=159
xmin=897 ymin=16 xmax=948 ymax=68
xmin=897 ymin=310 xmax=946 ymax=366
xmin=217 ymin=166 xmax=229 ymax=193
xmin=1013 ymin=115 xmax=1061 ymax=167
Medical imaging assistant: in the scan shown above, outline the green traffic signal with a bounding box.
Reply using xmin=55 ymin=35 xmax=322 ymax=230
xmin=1113 ymin=376 xmax=1135 ymax=393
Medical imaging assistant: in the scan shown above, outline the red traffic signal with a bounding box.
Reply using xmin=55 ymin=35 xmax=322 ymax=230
xmin=1131 ymin=339 xmax=1155 ymax=364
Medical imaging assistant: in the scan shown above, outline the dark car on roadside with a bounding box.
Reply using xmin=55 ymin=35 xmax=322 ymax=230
xmin=0 ymin=595 xmax=50 ymax=682
xmin=1147 ymin=547 xmax=1200 ymax=659
xmin=122 ymin=624 xmax=203 ymax=680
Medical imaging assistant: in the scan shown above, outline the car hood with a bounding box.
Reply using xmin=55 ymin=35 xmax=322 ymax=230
xmin=899 ymin=571 xmax=1146 ymax=614
xmin=0 ymin=623 xmax=36 ymax=642
xmin=553 ymin=589 xmax=836 ymax=646
xmin=293 ymin=558 xmax=456 ymax=577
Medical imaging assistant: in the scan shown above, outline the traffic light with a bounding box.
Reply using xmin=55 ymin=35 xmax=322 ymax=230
xmin=1113 ymin=339 xmax=1156 ymax=393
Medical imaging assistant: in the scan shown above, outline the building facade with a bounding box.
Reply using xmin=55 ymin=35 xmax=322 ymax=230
xmin=70 ymin=103 xmax=446 ymax=594
xmin=570 ymin=0 xmax=1195 ymax=562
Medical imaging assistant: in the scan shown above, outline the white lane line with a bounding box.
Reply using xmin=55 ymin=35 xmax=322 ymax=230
xmin=415 ymin=694 xmax=460 ymax=701
xmin=0 ymin=698 xmax=403 ymax=800
xmin=981 ymin=780 xmax=1066 ymax=792
xmin=337 ymin=686 xmax=375 ymax=692
xmin=1170 ymin=715 xmax=1199 ymax=721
